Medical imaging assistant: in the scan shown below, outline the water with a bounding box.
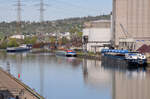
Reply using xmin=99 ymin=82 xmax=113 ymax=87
xmin=0 ymin=52 xmax=149 ymax=99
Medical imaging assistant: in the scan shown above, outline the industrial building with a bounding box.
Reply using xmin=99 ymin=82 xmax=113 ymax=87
xmin=112 ymin=0 xmax=150 ymax=50
xmin=82 ymin=20 xmax=111 ymax=52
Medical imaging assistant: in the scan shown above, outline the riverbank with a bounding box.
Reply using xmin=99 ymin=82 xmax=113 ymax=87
xmin=4 ymin=48 xmax=150 ymax=64
xmin=31 ymin=48 xmax=53 ymax=53
xmin=76 ymin=52 xmax=101 ymax=60
xmin=3 ymin=47 xmax=150 ymax=63
xmin=31 ymin=49 xmax=102 ymax=60
xmin=0 ymin=67 xmax=44 ymax=99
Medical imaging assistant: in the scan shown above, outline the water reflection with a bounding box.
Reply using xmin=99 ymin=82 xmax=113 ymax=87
xmin=0 ymin=53 xmax=84 ymax=98
xmin=113 ymin=70 xmax=150 ymax=99
xmin=0 ymin=52 xmax=149 ymax=99
xmin=101 ymin=57 xmax=150 ymax=99
xmin=82 ymin=59 xmax=112 ymax=89
xmin=56 ymin=56 xmax=81 ymax=68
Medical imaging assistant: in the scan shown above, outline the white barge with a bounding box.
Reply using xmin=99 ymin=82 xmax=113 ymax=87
xmin=7 ymin=44 xmax=32 ymax=53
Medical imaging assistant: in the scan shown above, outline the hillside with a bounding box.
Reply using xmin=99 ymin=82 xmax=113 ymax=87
xmin=0 ymin=14 xmax=110 ymax=36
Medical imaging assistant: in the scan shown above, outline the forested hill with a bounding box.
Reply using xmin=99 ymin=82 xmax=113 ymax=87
xmin=0 ymin=14 xmax=110 ymax=36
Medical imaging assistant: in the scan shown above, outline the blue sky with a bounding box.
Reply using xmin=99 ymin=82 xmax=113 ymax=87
xmin=0 ymin=0 xmax=112 ymax=22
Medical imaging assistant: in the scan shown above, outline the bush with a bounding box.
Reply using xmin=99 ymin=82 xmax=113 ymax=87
xmin=0 ymin=41 xmax=7 ymax=49
xmin=24 ymin=36 xmax=37 ymax=45
xmin=7 ymin=38 xmax=19 ymax=47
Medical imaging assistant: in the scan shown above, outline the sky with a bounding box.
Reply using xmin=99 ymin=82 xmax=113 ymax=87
xmin=0 ymin=0 xmax=112 ymax=22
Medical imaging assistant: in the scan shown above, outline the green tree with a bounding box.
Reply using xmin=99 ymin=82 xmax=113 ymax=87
xmin=24 ymin=36 xmax=37 ymax=45
xmin=77 ymin=31 xmax=83 ymax=37
xmin=0 ymin=40 xmax=7 ymax=49
xmin=49 ymin=37 xmax=56 ymax=43
xmin=62 ymin=37 xmax=69 ymax=45
xmin=30 ymin=36 xmax=37 ymax=44
xmin=7 ymin=38 xmax=19 ymax=47
xmin=24 ymin=37 xmax=31 ymax=44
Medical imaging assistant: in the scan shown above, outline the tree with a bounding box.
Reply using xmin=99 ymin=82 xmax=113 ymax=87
xmin=7 ymin=38 xmax=19 ymax=47
xmin=30 ymin=36 xmax=37 ymax=45
xmin=49 ymin=36 xmax=56 ymax=43
xmin=77 ymin=31 xmax=83 ymax=37
xmin=24 ymin=36 xmax=37 ymax=45
xmin=24 ymin=37 xmax=31 ymax=44
xmin=0 ymin=40 xmax=7 ymax=49
xmin=61 ymin=37 xmax=69 ymax=45
xmin=69 ymin=27 xmax=83 ymax=47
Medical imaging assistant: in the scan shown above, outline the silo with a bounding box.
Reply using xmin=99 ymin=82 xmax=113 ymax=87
xmin=113 ymin=0 xmax=150 ymax=50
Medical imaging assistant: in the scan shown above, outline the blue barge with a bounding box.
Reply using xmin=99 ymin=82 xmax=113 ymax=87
xmin=101 ymin=49 xmax=147 ymax=66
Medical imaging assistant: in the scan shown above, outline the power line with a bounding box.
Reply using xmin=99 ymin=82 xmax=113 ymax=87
xmin=50 ymin=6 xmax=87 ymax=16
xmin=51 ymin=0 xmax=102 ymax=13
xmin=49 ymin=6 xmax=97 ymax=18
xmin=49 ymin=1 xmax=103 ymax=17
xmin=48 ymin=4 xmax=94 ymax=16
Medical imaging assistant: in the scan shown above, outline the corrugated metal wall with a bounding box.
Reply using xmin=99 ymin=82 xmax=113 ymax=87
xmin=113 ymin=0 xmax=150 ymax=48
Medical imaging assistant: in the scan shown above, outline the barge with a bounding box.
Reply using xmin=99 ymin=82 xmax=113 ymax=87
xmin=101 ymin=49 xmax=147 ymax=66
xmin=7 ymin=44 xmax=31 ymax=53
xmin=55 ymin=49 xmax=77 ymax=57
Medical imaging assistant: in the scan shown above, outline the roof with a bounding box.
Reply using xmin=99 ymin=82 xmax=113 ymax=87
xmin=91 ymin=20 xmax=111 ymax=23
xmin=84 ymin=20 xmax=111 ymax=28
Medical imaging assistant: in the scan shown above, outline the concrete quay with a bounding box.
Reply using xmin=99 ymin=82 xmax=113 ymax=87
xmin=0 ymin=68 xmax=44 ymax=99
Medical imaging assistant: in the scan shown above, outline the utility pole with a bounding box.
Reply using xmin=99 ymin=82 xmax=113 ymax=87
xmin=16 ymin=0 xmax=22 ymax=34
xmin=37 ymin=0 xmax=46 ymax=35
xmin=40 ymin=0 xmax=45 ymax=22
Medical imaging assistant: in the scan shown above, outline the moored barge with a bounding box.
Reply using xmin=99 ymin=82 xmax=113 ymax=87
xmin=7 ymin=44 xmax=31 ymax=53
xmin=55 ymin=49 xmax=77 ymax=57
xmin=101 ymin=49 xmax=147 ymax=66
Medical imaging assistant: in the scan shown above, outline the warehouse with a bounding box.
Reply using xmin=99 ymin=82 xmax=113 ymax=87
xmin=83 ymin=20 xmax=111 ymax=52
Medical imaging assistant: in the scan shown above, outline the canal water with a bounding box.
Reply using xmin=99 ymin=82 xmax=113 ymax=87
xmin=0 ymin=52 xmax=149 ymax=99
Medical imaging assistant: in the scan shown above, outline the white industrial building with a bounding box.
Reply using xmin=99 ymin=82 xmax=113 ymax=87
xmin=83 ymin=20 xmax=112 ymax=52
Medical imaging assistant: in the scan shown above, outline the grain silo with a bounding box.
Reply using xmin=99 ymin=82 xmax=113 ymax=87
xmin=112 ymin=0 xmax=150 ymax=50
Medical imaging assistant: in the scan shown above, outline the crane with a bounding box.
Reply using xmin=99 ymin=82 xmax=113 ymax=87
xmin=120 ymin=23 xmax=129 ymax=38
